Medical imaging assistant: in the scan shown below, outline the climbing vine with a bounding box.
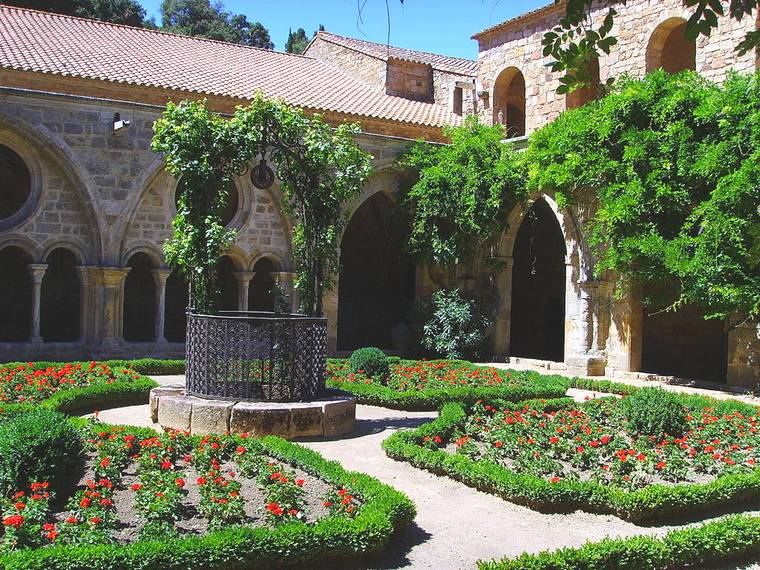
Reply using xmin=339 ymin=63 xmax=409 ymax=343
xmin=152 ymin=94 xmax=372 ymax=316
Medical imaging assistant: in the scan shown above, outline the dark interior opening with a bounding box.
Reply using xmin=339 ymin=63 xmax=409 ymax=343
xmin=249 ymin=258 xmax=276 ymax=311
xmin=123 ymin=253 xmax=156 ymax=342
xmin=0 ymin=145 xmax=31 ymax=220
xmin=510 ymin=199 xmax=566 ymax=361
xmin=216 ymin=256 xmax=239 ymax=311
xmin=0 ymin=246 xmax=32 ymax=341
xmin=40 ymin=248 xmax=80 ymax=342
xmin=337 ymin=192 xmax=415 ymax=351
xmin=164 ymin=269 xmax=188 ymax=342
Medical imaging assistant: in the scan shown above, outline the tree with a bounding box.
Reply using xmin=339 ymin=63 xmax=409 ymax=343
xmin=401 ymin=116 xmax=527 ymax=267
xmin=161 ymin=0 xmax=273 ymax=48
xmin=5 ymin=0 xmax=148 ymax=26
xmin=151 ymin=95 xmax=372 ymax=317
xmin=526 ymin=70 xmax=760 ymax=322
xmin=543 ymin=0 xmax=759 ymax=93
xmin=285 ymin=27 xmax=309 ymax=54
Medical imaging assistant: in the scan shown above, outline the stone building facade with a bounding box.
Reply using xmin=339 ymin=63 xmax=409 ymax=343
xmin=0 ymin=2 xmax=758 ymax=387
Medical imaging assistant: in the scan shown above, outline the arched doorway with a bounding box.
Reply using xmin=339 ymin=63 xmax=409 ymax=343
xmin=216 ymin=255 xmax=239 ymax=311
xmin=646 ymin=18 xmax=696 ymax=74
xmin=164 ymin=270 xmax=188 ymax=342
xmin=566 ymin=57 xmax=600 ymax=110
xmin=641 ymin=304 xmax=727 ymax=382
xmin=0 ymin=246 xmax=32 ymax=341
xmin=249 ymin=258 xmax=276 ymax=311
xmin=510 ymin=199 xmax=566 ymax=361
xmin=337 ymin=192 xmax=415 ymax=351
xmin=40 ymin=248 xmax=80 ymax=342
xmin=493 ymin=67 xmax=526 ymax=138
xmin=123 ymin=253 xmax=156 ymax=342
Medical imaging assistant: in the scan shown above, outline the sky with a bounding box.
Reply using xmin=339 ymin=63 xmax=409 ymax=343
xmin=140 ymin=0 xmax=548 ymax=59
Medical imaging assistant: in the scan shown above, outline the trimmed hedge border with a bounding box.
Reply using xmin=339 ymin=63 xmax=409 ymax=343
xmin=478 ymin=514 xmax=760 ymax=569
xmin=382 ymin=401 xmax=760 ymax=524
xmin=2 ymin=359 xmax=186 ymax=376
xmin=0 ymin=422 xmax=416 ymax=570
xmin=326 ymin=363 xmax=570 ymax=411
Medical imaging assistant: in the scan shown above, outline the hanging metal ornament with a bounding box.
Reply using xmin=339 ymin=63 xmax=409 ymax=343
xmin=528 ymin=206 xmax=538 ymax=276
xmin=251 ymin=156 xmax=275 ymax=189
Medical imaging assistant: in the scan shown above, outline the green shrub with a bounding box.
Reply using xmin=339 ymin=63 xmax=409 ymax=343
xmin=422 ymin=289 xmax=494 ymax=360
xmin=0 ymin=410 xmax=83 ymax=495
xmin=619 ymin=387 xmax=688 ymax=436
xmin=349 ymin=347 xmax=389 ymax=379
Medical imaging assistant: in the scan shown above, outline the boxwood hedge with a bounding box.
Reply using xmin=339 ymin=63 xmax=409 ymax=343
xmin=0 ymin=424 xmax=415 ymax=570
xmin=383 ymin=400 xmax=760 ymax=524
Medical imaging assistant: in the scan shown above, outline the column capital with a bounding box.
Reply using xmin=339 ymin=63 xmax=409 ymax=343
xmin=152 ymin=268 xmax=172 ymax=286
xmin=233 ymin=271 xmax=256 ymax=284
xmin=96 ymin=266 xmax=131 ymax=287
xmin=28 ymin=263 xmax=48 ymax=284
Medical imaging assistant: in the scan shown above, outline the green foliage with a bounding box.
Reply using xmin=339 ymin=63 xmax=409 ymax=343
xmin=402 ymin=116 xmax=527 ymax=265
xmin=528 ymin=70 xmax=760 ymax=320
xmin=0 ymin=410 xmax=83 ymax=496
xmin=0 ymin=423 xmax=415 ymax=569
xmin=384 ymin=397 xmax=760 ymax=523
xmin=422 ymin=288 xmax=494 ymax=360
xmin=619 ymin=387 xmax=688 ymax=437
xmin=160 ymin=0 xmax=273 ymax=48
xmin=349 ymin=347 xmax=389 ymax=379
xmin=232 ymin=95 xmax=372 ymax=316
xmin=4 ymin=0 xmax=149 ymax=27
xmin=285 ymin=27 xmax=309 ymax=54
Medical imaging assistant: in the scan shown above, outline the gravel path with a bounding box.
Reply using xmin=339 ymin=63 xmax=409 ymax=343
xmin=88 ymin=376 xmax=760 ymax=569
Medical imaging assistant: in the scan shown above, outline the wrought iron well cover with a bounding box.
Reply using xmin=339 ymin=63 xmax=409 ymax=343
xmin=185 ymin=311 xmax=327 ymax=401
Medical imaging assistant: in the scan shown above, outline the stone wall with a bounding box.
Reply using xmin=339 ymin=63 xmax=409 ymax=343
xmin=476 ymin=0 xmax=758 ymax=134
xmin=305 ymin=35 xmax=387 ymax=89
xmin=386 ymin=59 xmax=433 ymax=101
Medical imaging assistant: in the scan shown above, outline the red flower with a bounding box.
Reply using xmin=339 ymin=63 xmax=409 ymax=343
xmin=79 ymin=497 xmax=92 ymax=508
xmin=265 ymin=502 xmax=284 ymax=516
xmin=196 ymin=477 xmax=207 ymax=486
xmin=323 ymin=501 xmax=333 ymax=508
xmin=100 ymin=498 xmax=113 ymax=508
xmin=131 ymin=483 xmax=142 ymax=491
xmin=89 ymin=516 xmax=102 ymax=525
xmin=236 ymin=446 xmax=246 ymax=455
xmin=655 ymin=461 xmax=667 ymax=471
xmin=14 ymin=502 xmax=25 ymax=511
xmin=160 ymin=460 xmax=173 ymax=470
xmin=295 ymin=479 xmax=305 ymax=487
xmin=636 ymin=453 xmax=647 ymax=462
xmin=549 ymin=436 xmax=559 ymax=444
xmin=493 ymin=441 xmax=504 ymax=449
xmin=3 ymin=514 xmax=24 ymax=528
xmin=65 ymin=516 xmax=78 ymax=525
xmin=549 ymin=476 xmax=561 ymax=484
xmin=175 ymin=478 xmax=186 ymax=488
xmin=576 ymin=446 xmax=585 ymax=453
xmin=99 ymin=457 xmax=111 ymax=468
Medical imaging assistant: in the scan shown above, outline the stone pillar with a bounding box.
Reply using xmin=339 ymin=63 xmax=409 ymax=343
xmin=490 ymin=256 xmax=513 ymax=359
xmin=566 ymin=279 xmax=612 ymax=376
xmin=28 ymin=264 xmax=48 ymax=343
xmin=726 ymin=321 xmax=760 ymax=388
xmin=323 ymin=276 xmax=339 ymax=355
xmin=91 ymin=267 xmax=131 ymax=353
xmin=75 ymin=266 xmax=94 ymax=343
xmin=272 ymin=271 xmax=297 ymax=312
xmin=233 ymin=271 xmax=255 ymax=311
xmin=152 ymin=268 xmax=172 ymax=343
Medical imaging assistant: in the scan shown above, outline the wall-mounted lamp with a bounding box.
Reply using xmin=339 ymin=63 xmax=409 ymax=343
xmin=112 ymin=112 xmax=131 ymax=135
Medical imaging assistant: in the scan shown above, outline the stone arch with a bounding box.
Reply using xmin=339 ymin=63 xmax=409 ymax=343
xmin=40 ymin=247 xmax=81 ymax=342
xmin=0 ymin=235 xmax=42 ymax=262
xmin=646 ymin=17 xmax=696 ymax=74
xmin=39 ymin=237 xmax=90 ymax=267
xmin=120 ymin=242 xmax=164 ymax=268
xmin=0 ymin=245 xmax=33 ymax=341
xmin=250 ymin=252 xmax=284 ymax=273
xmin=123 ymin=252 xmax=157 ymax=342
xmin=492 ymin=66 xmax=526 ymax=138
xmin=337 ymin=171 xmax=416 ymax=351
xmin=566 ymin=57 xmax=600 ymax=110
xmin=0 ymin=113 xmax=103 ymax=262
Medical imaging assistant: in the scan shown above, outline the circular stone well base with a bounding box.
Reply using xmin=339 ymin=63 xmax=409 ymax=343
xmin=150 ymin=386 xmax=355 ymax=438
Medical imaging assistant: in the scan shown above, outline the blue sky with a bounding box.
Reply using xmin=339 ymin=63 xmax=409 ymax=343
xmin=140 ymin=0 xmax=547 ymax=59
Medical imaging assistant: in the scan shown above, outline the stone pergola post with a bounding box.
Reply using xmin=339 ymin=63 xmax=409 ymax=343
xmin=152 ymin=268 xmax=172 ymax=343
xmin=28 ymin=264 xmax=48 ymax=343
xmin=92 ymin=267 xmax=131 ymax=352
xmin=272 ymin=271 xmax=297 ymax=312
xmin=233 ymin=271 xmax=255 ymax=311
xmin=490 ymin=256 xmax=513 ymax=359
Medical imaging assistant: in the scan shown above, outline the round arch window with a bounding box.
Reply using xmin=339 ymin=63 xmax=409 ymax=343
xmin=175 ymin=179 xmax=239 ymax=227
xmin=0 ymin=145 xmax=32 ymax=221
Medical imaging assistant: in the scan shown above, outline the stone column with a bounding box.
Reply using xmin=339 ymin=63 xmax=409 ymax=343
xmin=92 ymin=267 xmax=131 ymax=353
xmin=490 ymin=256 xmax=513 ymax=359
xmin=75 ymin=266 xmax=93 ymax=343
xmin=567 ymin=279 xmax=612 ymax=376
xmin=152 ymin=268 xmax=172 ymax=343
xmin=233 ymin=271 xmax=255 ymax=311
xmin=28 ymin=264 xmax=48 ymax=343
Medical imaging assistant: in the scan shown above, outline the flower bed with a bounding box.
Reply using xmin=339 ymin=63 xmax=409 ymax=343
xmin=383 ymin=394 xmax=760 ymax=523
xmin=0 ymin=420 xmax=414 ymax=569
xmin=0 ymin=362 xmax=157 ymax=416
xmin=326 ymin=359 xmax=569 ymax=410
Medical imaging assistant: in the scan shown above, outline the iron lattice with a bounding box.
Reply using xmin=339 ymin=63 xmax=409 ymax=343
xmin=185 ymin=311 xmax=327 ymax=401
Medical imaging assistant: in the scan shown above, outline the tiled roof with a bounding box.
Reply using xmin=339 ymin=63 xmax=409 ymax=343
xmin=312 ymin=31 xmax=478 ymax=76
xmin=472 ymin=1 xmax=564 ymax=40
xmin=0 ymin=5 xmax=460 ymax=129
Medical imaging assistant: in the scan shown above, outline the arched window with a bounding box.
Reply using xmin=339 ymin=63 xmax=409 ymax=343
xmin=0 ymin=145 xmax=31 ymax=221
xmin=216 ymin=256 xmax=239 ymax=311
xmin=249 ymin=258 xmax=276 ymax=311
xmin=646 ymin=18 xmax=696 ymax=74
xmin=175 ymin=179 xmax=239 ymax=227
xmin=164 ymin=270 xmax=188 ymax=342
xmin=0 ymin=246 xmax=32 ymax=341
xmin=566 ymin=57 xmax=600 ymax=110
xmin=123 ymin=253 xmax=156 ymax=342
xmin=40 ymin=248 xmax=80 ymax=342
xmin=492 ymin=67 xmax=526 ymax=138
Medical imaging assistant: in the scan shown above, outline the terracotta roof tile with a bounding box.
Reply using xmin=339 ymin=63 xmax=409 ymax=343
xmin=0 ymin=5 xmax=461 ymax=129
xmin=312 ymin=31 xmax=478 ymax=76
